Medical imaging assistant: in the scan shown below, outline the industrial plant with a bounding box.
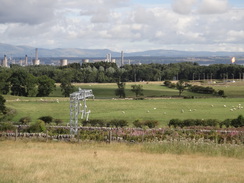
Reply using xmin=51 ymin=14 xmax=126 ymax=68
xmin=1 ymin=49 xmax=126 ymax=67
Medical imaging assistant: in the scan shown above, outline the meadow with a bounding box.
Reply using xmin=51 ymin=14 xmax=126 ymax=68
xmin=0 ymin=141 xmax=243 ymax=183
xmin=4 ymin=81 xmax=244 ymax=126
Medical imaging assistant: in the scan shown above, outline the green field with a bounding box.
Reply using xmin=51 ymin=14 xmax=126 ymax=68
xmin=4 ymin=81 xmax=244 ymax=126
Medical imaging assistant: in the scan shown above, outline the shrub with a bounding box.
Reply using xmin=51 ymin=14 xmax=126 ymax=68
xmin=108 ymin=119 xmax=128 ymax=128
xmin=164 ymin=80 xmax=171 ymax=86
xmin=82 ymin=119 xmax=107 ymax=127
xmin=0 ymin=122 xmax=16 ymax=131
xmin=133 ymin=120 xmax=144 ymax=128
xmin=28 ymin=120 xmax=46 ymax=133
xmin=19 ymin=116 xmax=32 ymax=125
xmin=0 ymin=108 xmax=17 ymax=122
xmin=144 ymin=120 xmax=159 ymax=128
xmin=38 ymin=116 xmax=53 ymax=124
xmin=218 ymin=90 xmax=225 ymax=96
xmin=168 ymin=119 xmax=182 ymax=128
xmin=220 ymin=119 xmax=231 ymax=128
xmin=205 ymin=119 xmax=220 ymax=127
xmin=231 ymin=115 xmax=244 ymax=127
xmin=54 ymin=119 xmax=63 ymax=125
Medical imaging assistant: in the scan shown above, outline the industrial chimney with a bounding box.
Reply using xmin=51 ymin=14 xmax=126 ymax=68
xmin=121 ymin=51 xmax=124 ymax=66
xmin=32 ymin=48 xmax=40 ymax=65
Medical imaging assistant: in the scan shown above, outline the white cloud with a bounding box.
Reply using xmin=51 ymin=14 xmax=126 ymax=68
xmin=197 ymin=0 xmax=230 ymax=14
xmin=0 ymin=0 xmax=55 ymax=24
xmin=171 ymin=0 xmax=196 ymax=14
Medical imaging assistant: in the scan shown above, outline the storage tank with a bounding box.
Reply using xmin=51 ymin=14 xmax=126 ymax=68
xmin=82 ymin=59 xmax=89 ymax=63
xmin=60 ymin=59 xmax=68 ymax=66
xmin=32 ymin=59 xmax=40 ymax=65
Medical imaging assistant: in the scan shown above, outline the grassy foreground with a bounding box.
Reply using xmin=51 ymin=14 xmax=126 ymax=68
xmin=0 ymin=141 xmax=243 ymax=183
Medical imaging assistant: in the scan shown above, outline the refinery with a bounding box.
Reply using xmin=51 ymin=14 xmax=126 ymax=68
xmin=0 ymin=48 xmax=126 ymax=67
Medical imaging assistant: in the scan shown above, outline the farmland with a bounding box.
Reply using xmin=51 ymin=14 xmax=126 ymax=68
xmin=4 ymin=81 xmax=244 ymax=126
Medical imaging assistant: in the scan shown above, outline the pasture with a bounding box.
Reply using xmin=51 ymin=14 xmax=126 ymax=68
xmin=4 ymin=81 xmax=244 ymax=126
xmin=5 ymin=96 xmax=244 ymax=126
xmin=0 ymin=141 xmax=243 ymax=183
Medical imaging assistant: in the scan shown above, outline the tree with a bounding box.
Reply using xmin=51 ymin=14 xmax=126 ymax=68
xmin=0 ymin=69 xmax=11 ymax=94
xmin=60 ymin=72 xmax=76 ymax=97
xmin=0 ymin=95 xmax=6 ymax=115
xmin=176 ymin=80 xmax=186 ymax=96
xmin=115 ymin=82 xmax=126 ymax=98
xmin=131 ymin=84 xmax=143 ymax=98
xmin=8 ymin=70 xmax=37 ymax=96
xmin=37 ymin=75 xmax=56 ymax=97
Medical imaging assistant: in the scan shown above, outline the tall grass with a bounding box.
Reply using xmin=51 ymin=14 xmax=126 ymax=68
xmin=142 ymin=141 xmax=244 ymax=158
xmin=0 ymin=141 xmax=243 ymax=183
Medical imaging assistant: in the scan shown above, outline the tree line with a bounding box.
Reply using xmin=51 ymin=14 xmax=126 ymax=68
xmin=1 ymin=62 xmax=244 ymax=97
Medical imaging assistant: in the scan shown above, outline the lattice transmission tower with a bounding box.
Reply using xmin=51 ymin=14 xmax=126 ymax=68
xmin=69 ymin=88 xmax=94 ymax=134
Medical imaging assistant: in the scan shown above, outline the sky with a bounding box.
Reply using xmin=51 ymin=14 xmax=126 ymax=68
xmin=0 ymin=0 xmax=243 ymax=52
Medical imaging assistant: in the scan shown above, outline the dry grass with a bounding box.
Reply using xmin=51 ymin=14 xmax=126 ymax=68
xmin=0 ymin=141 xmax=243 ymax=183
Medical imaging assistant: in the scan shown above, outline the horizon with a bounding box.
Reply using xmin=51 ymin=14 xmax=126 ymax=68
xmin=0 ymin=0 xmax=243 ymax=52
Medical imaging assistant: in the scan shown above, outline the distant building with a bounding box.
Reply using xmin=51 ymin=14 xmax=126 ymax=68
xmin=82 ymin=59 xmax=89 ymax=63
xmin=60 ymin=59 xmax=68 ymax=66
xmin=1 ymin=55 xmax=8 ymax=67
xmin=32 ymin=48 xmax=40 ymax=65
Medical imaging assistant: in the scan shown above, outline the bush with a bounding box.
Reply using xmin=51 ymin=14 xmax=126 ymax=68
xmin=54 ymin=119 xmax=63 ymax=125
xmin=133 ymin=119 xmax=159 ymax=128
xmin=205 ymin=119 xmax=220 ymax=127
xmin=168 ymin=119 xmax=182 ymax=128
xmin=0 ymin=108 xmax=17 ymax=122
xmin=19 ymin=116 xmax=32 ymax=125
xmin=38 ymin=116 xmax=53 ymax=124
xmin=0 ymin=122 xmax=16 ymax=131
xmin=220 ymin=119 xmax=231 ymax=128
xmin=133 ymin=120 xmax=144 ymax=128
xmin=82 ymin=119 xmax=107 ymax=127
xmin=108 ymin=119 xmax=128 ymax=128
xmin=144 ymin=120 xmax=159 ymax=128
xmin=231 ymin=115 xmax=244 ymax=127
xmin=164 ymin=81 xmax=171 ymax=86
xmin=28 ymin=120 xmax=46 ymax=133
xmin=218 ymin=90 xmax=225 ymax=96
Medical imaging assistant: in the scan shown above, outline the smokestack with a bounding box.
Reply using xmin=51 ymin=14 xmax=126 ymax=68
xmin=25 ymin=55 xmax=28 ymax=65
xmin=121 ymin=51 xmax=124 ymax=66
xmin=35 ymin=48 xmax=38 ymax=60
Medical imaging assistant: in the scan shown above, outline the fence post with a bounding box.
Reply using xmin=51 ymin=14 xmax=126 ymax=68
xmin=46 ymin=130 xmax=48 ymax=142
xmin=109 ymin=130 xmax=112 ymax=144
xmin=15 ymin=128 xmax=18 ymax=141
xmin=77 ymin=129 xmax=80 ymax=143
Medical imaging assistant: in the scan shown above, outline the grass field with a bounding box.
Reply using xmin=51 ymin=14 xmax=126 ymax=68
xmin=6 ymin=97 xmax=244 ymax=126
xmin=0 ymin=141 xmax=243 ymax=183
xmin=3 ymin=81 xmax=244 ymax=126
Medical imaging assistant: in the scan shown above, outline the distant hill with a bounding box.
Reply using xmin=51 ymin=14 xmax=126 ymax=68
xmin=0 ymin=43 xmax=243 ymax=58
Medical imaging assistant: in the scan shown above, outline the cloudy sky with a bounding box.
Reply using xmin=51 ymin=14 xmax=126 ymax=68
xmin=0 ymin=0 xmax=243 ymax=52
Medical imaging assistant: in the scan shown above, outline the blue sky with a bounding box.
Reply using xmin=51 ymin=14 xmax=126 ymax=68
xmin=0 ymin=0 xmax=243 ymax=52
